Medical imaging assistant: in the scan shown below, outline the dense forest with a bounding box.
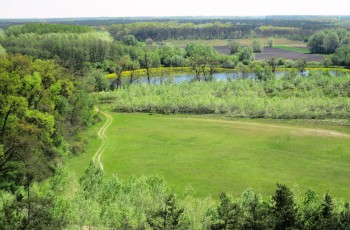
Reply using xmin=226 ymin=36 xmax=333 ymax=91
xmin=1 ymin=17 xmax=350 ymax=229
xmin=2 ymin=162 xmax=350 ymax=229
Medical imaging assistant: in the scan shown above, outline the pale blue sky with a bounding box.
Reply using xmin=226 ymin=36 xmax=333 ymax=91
xmin=0 ymin=0 xmax=349 ymax=18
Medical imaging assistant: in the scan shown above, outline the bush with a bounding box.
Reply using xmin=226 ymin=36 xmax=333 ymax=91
xmin=229 ymin=41 xmax=241 ymax=54
xmin=238 ymin=47 xmax=255 ymax=62
xmin=267 ymin=37 xmax=274 ymax=47
xmin=97 ymin=76 xmax=350 ymax=119
xmin=251 ymin=39 xmax=264 ymax=53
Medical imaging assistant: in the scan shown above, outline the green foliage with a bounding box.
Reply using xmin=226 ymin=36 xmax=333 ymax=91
xmin=147 ymin=192 xmax=185 ymax=229
xmin=267 ymin=37 xmax=274 ymax=47
xmin=106 ymin=19 xmax=330 ymax=41
xmin=0 ymin=54 xmax=94 ymax=192
xmin=6 ymin=23 xmax=93 ymax=36
xmin=271 ymin=183 xmax=297 ymax=229
xmin=331 ymin=45 xmax=350 ymax=67
xmin=0 ymin=29 xmax=5 ymax=40
xmin=251 ymin=39 xmax=264 ymax=53
xmin=259 ymin=25 xmax=300 ymax=36
xmin=3 ymin=165 xmax=350 ymax=229
xmin=139 ymin=49 xmax=161 ymax=83
xmin=1 ymin=31 xmax=113 ymax=70
xmin=185 ymin=44 xmax=220 ymax=80
xmin=238 ymin=47 xmax=255 ymax=63
xmin=323 ymin=32 xmax=340 ymax=53
xmin=87 ymin=68 xmax=110 ymax=92
xmin=228 ymin=41 xmax=241 ymax=54
xmin=0 ymin=44 xmax=6 ymax=56
xmin=145 ymin=37 xmax=154 ymax=45
xmin=240 ymin=188 xmax=269 ymax=229
xmin=121 ymin=35 xmax=139 ymax=46
xmin=159 ymin=44 xmax=186 ymax=67
xmin=211 ymin=193 xmax=242 ymax=229
xmin=220 ymin=55 xmax=239 ymax=68
xmin=79 ymin=162 xmax=103 ymax=199
xmin=308 ymin=31 xmax=327 ymax=53
xmin=308 ymin=29 xmax=349 ymax=54
xmin=250 ymin=62 xmax=273 ymax=80
xmin=295 ymin=59 xmax=307 ymax=74
xmin=97 ymin=73 xmax=350 ymax=119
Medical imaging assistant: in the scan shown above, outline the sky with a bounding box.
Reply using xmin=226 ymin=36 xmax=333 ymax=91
xmin=0 ymin=0 xmax=349 ymax=19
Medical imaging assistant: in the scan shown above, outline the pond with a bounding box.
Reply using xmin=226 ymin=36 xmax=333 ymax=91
xmin=135 ymin=69 xmax=347 ymax=84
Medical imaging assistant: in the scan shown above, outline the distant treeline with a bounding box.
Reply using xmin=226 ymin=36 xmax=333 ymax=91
xmin=107 ymin=20 xmax=331 ymax=41
xmin=5 ymin=23 xmax=93 ymax=36
xmin=0 ymin=17 xmax=343 ymax=41
xmin=0 ymin=16 xmax=341 ymax=29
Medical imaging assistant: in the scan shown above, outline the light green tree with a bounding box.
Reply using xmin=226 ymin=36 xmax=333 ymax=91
xmin=323 ymin=32 xmax=340 ymax=54
xmin=267 ymin=37 xmax=274 ymax=47
xmin=139 ymin=50 xmax=161 ymax=84
xmin=251 ymin=39 xmax=264 ymax=53
xmin=228 ymin=41 xmax=241 ymax=54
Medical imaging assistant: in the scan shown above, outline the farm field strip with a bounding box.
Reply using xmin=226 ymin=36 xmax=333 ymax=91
xmin=273 ymin=45 xmax=310 ymax=53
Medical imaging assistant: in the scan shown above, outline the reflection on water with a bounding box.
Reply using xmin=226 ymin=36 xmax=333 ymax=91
xmin=135 ymin=70 xmax=344 ymax=84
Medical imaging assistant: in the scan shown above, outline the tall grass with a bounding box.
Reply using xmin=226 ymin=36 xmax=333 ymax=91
xmin=97 ymin=74 xmax=350 ymax=119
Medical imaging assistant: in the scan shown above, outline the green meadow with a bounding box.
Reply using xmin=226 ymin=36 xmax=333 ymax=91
xmin=67 ymin=112 xmax=350 ymax=198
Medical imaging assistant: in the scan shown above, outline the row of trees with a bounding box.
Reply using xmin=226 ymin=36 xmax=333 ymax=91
xmin=229 ymin=39 xmax=264 ymax=55
xmin=0 ymin=31 xmax=114 ymax=70
xmin=5 ymin=23 xmax=93 ymax=36
xmin=108 ymin=22 xmax=257 ymax=41
xmin=106 ymin=18 xmax=338 ymax=41
xmin=2 ymin=162 xmax=350 ymax=229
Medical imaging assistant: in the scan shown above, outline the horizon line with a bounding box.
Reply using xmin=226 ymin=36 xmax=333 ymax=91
xmin=1 ymin=15 xmax=350 ymax=20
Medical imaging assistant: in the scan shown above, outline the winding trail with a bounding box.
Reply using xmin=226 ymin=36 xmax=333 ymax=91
xmin=93 ymin=108 xmax=113 ymax=170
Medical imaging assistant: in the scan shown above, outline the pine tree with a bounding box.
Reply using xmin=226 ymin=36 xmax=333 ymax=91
xmin=271 ymin=183 xmax=297 ymax=230
xmin=211 ymin=192 xmax=242 ymax=230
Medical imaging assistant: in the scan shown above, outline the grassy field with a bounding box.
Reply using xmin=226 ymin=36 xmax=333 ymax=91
xmin=166 ymin=38 xmax=307 ymax=47
xmin=66 ymin=112 xmax=350 ymax=198
xmin=273 ymin=45 xmax=310 ymax=53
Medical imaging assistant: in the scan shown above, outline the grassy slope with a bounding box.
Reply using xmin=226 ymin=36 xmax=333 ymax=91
xmin=67 ymin=112 xmax=350 ymax=198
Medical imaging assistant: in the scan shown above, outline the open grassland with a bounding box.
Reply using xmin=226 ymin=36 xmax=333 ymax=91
xmin=67 ymin=112 xmax=350 ymax=198
xmin=166 ymin=38 xmax=307 ymax=47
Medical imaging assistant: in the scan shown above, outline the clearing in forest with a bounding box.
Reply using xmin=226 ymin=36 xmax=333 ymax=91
xmin=67 ymin=113 xmax=350 ymax=198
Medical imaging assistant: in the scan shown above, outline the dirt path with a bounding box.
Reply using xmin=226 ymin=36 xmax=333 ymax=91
xmin=169 ymin=117 xmax=350 ymax=138
xmin=93 ymin=108 xmax=113 ymax=170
